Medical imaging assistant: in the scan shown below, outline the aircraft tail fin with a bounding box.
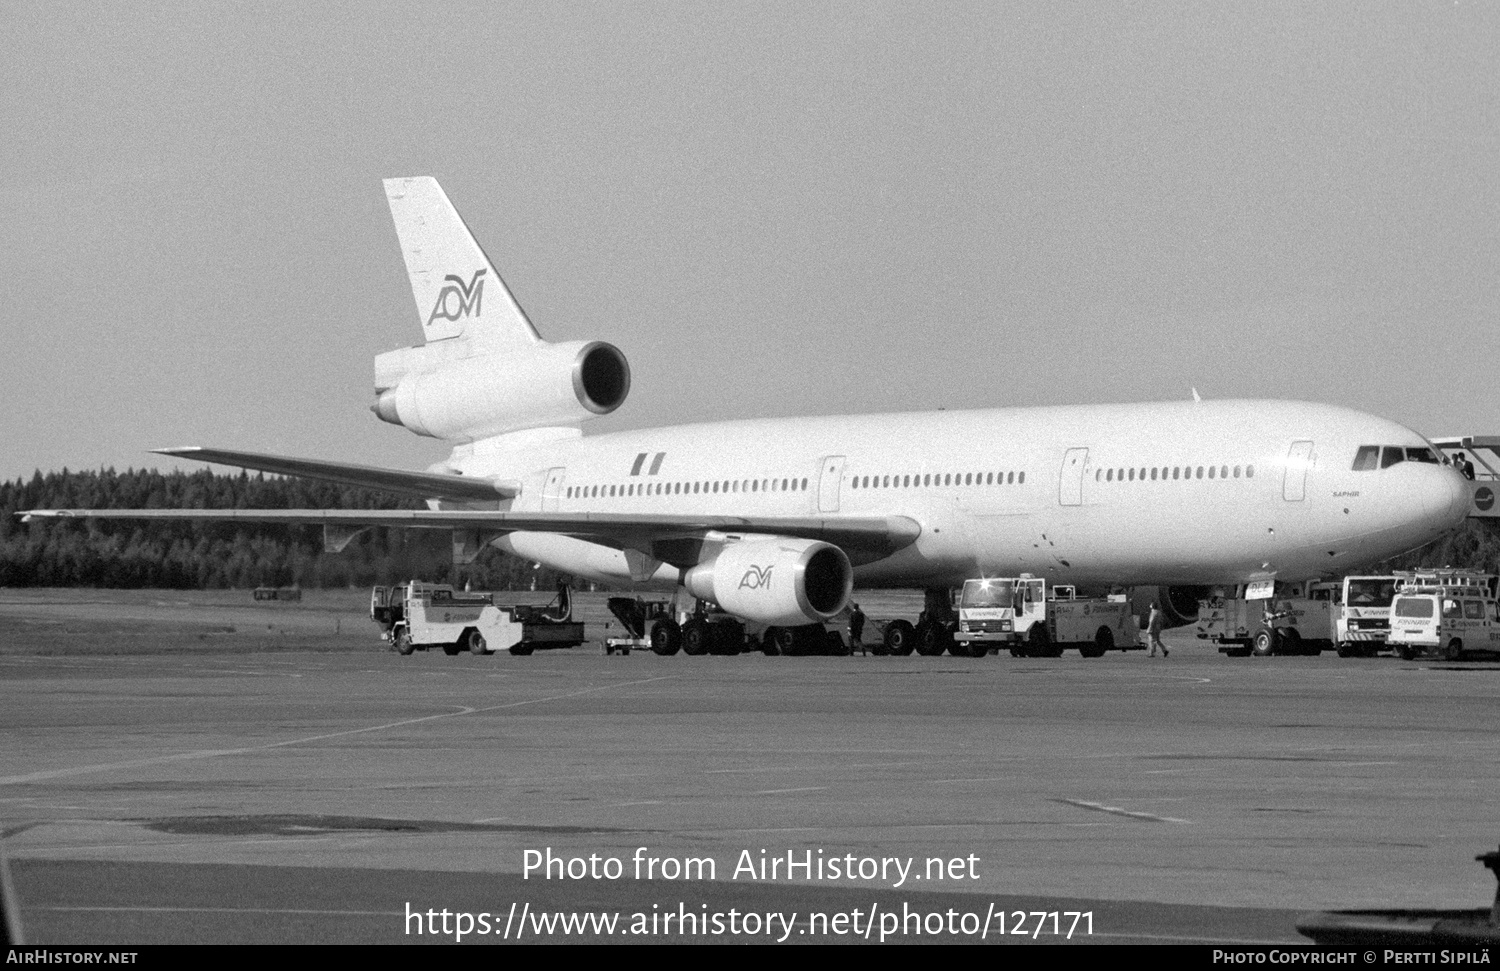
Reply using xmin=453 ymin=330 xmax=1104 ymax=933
xmin=383 ymin=177 xmax=542 ymax=349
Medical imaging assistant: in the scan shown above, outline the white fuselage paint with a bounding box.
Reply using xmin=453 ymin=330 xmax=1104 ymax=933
xmin=446 ymin=399 xmax=1469 ymax=592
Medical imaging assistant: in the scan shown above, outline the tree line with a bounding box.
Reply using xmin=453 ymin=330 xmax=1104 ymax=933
xmin=2 ymin=466 xmax=1496 ymax=590
xmin=0 ymin=468 xmax=566 ymax=590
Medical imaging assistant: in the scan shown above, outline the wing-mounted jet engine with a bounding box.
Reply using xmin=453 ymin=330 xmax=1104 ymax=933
xmin=374 ymin=176 xmax=630 ymax=443
xmin=681 ymin=537 xmax=854 ymax=628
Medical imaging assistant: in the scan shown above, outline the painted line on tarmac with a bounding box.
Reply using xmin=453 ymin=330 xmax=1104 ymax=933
xmin=1057 ymin=798 xmax=1192 ymax=824
xmin=751 ymin=786 xmax=828 ymax=795
xmin=0 ymin=675 xmax=677 ymax=786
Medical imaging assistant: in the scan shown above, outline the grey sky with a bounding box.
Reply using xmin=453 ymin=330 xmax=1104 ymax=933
xmin=2 ymin=2 xmax=1496 ymax=484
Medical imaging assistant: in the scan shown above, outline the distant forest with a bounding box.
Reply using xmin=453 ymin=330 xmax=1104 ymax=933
xmin=0 ymin=468 xmax=567 ymax=590
xmin=2 ymin=468 xmax=1496 ymax=590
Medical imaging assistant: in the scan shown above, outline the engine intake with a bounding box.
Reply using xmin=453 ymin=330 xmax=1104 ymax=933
xmin=683 ymin=538 xmax=853 ymax=627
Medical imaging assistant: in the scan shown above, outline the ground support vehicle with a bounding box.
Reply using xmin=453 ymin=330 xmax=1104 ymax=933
xmin=957 ymin=577 xmax=1139 ymax=658
xmin=1388 ymin=574 xmax=1500 ymax=660
xmin=370 ymin=581 xmax=585 ymax=656
xmin=1202 ymin=581 xmax=1339 ymax=657
xmin=603 ymin=597 xmax=675 ymax=655
xmin=1335 ymin=575 xmax=1398 ymax=657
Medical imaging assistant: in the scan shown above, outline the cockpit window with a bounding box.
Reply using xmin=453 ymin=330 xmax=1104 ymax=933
xmin=1352 ymin=446 xmax=1379 ymax=471
xmin=1381 ymin=446 xmax=1406 ymax=469
xmin=1406 ymin=447 xmax=1440 ymax=464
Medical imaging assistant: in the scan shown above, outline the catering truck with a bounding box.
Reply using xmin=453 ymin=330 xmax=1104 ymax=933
xmin=370 ymin=581 xmax=586 ymax=656
xmin=956 ymin=576 xmax=1139 ymax=658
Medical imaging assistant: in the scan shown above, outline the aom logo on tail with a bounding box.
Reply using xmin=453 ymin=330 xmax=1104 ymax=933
xmin=427 ymin=269 xmax=486 ymax=327
xmin=739 ymin=565 xmax=774 ymax=590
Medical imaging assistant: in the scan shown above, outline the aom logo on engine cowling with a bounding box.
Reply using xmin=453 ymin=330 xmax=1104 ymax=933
xmin=739 ymin=565 xmax=774 ymax=590
xmin=427 ymin=269 xmax=486 ymax=326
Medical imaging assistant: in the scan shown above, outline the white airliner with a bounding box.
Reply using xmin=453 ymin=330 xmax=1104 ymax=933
xmin=23 ymin=178 xmax=1472 ymax=654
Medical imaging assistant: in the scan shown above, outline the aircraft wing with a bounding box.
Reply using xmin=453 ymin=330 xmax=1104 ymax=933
xmin=153 ymin=447 xmax=520 ymax=502
xmin=17 ymin=507 xmax=922 ymax=564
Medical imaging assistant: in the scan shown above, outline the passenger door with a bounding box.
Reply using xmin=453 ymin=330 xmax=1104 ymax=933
xmin=1283 ymin=441 xmax=1313 ymax=501
xmin=1059 ymin=448 xmax=1088 ymax=506
xmin=540 ymin=467 xmax=567 ymax=511
xmin=817 ymin=456 xmax=846 ymax=513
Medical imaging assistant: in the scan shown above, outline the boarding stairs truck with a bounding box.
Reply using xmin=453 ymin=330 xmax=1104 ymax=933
xmin=1201 ymin=580 xmax=1340 ymax=657
xmin=370 ymin=581 xmax=585 ymax=656
xmin=1387 ymin=571 xmax=1500 ymax=661
xmin=957 ymin=576 xmax=1139 ymax=658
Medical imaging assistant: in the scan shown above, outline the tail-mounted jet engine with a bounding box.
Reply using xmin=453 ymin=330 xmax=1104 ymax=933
xmin=373 ymin=340 xmax=630 ymax=441
xmin=683 ymin=538 xmax=853 ymax=627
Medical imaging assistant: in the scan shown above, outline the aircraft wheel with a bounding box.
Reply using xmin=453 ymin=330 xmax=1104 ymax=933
xmin=1280 ymin=628 xmax=1303 ymax=656
xmin=883 ymin=620 xmax=915 ymax=656
xmin=509 ymin=643 xmax=534 ymax=656
xmin=681 ymin=619 xmax=711 ymax=656
xmin=1398 ymin=643 xmax=1416 ymax=661
xmin=1251 ymin=627 xmax=1277 ymax=657
xmin=650 ymin=618 xmax=682 ymax=656
xmin=466 ymin=629 xmax=488 ymax=655
xmin=1443 ymin=638 xmax=1463 ymax=661
xmin=394 ymin=629 xmax=414 ymax=656
xmin=825 ymin=630 xmax=849 ymax=656
xmin=760 ymin=627 xmax=782 ymax=656
xmin=914 ymin=621 xmax=943 ymax=656
xmin=1009 ymin=646 xmax=1025 ymax=657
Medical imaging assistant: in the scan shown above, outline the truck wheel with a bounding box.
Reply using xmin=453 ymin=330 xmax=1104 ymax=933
xmin=1081 ymin=627 xmax=1112 ymax=658
xmin=466 ymin=630 xmax=488 ymax=656
xmin=1336 ymin=642 xmax=1354 ymax=658
xmin=1398 ymin=643 xmax=1416 ymax=661
xmin=1443 ymin=638 xmax=1463 ymax=661
xmin=394 ymin=629 xmax=414 ymax=656
xmin=883 ymin=620 xmax=915 ymax=656
xmin=651 ymin=618 xmax=682 ymax=656
xmin=681 ymin=619 xmax=710 ymax=656
xmin=1251 ymin=627 xmax=1278 ymax=657
xmin=1028 ymin=624 xmax=1056 ymax=658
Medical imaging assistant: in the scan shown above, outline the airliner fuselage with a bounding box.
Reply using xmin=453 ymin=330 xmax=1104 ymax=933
xmin=473 ymin=399 xmax=1469 ymax=591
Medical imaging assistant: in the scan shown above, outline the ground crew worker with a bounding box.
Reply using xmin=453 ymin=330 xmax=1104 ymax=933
xmin=848 ymin=603 xmax=867 ymax=655
xmin=1147 ymin=601 xmax=1168 ymax=657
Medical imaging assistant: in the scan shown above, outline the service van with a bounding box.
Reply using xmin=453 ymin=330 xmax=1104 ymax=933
xmin=1387 ymin=582 xmax=1500 ymax=660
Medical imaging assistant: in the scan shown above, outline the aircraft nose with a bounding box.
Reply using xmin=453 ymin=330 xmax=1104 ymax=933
xmin=1421 ymin=468 xmax=1471 ymax=530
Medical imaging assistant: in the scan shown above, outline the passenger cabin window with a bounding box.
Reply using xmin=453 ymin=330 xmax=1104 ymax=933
xmin=1352 ymin=446 xmax=1380 ymax=471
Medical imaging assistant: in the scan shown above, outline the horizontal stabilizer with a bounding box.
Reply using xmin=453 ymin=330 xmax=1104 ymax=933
xmin=154 ymin=447 xmax=519 ymax=502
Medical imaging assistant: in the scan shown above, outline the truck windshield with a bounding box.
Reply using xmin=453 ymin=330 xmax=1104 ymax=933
xmin=961 ymin=581 xmax=1015 ymax=608
xmin=1393 ymin=598 xmax=1434 ymax=618
xmin=1346 ymin=579 xmax=1396 ymax=607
